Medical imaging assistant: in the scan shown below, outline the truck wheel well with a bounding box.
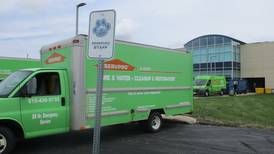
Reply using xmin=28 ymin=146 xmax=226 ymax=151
xmin=150 ymin=109 xmax=165 ymax=115
xmin=0 ymin=120 xmax=24 ymax=139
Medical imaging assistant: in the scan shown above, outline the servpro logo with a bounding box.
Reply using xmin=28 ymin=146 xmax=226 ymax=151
xmin=45 ymin=52 xmax=65 ymax=64
xmin=103 ymin=59 xmax=135 ymax=71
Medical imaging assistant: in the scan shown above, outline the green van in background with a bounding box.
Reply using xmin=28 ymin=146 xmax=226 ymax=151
xmin=193 ymin=75 xmax=226 ymax=96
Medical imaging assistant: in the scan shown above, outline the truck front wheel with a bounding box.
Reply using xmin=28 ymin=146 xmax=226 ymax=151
xmin=0 ymin=127 xmax=15 ymax=154
xmin=146 ymin=112 xmax=162 ymax=133
xmin=204 ymin=90 xmax=209 ymax=97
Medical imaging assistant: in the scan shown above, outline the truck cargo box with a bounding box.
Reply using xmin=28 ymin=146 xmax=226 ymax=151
xmin=41 ymin=35 xmax=193 ymax=130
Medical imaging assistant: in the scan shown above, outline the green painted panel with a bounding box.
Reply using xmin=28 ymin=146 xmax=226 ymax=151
xmin=85 ymin=43 xmax=193 ymax=88
xmin=0 ymin=58 xmax=39 ymax=79
xmin=84 ymin=40 xmax=193 ymax=127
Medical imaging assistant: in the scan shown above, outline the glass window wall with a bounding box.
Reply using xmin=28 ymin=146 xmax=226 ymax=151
xmin=185 ymin=35 xmax=242 ymax=79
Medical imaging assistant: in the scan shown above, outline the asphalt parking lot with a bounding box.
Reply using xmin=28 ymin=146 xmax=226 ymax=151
xmin=13 ymin=121 xmax=274 ymax=154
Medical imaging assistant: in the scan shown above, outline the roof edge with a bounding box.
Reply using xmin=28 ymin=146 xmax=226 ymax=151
xmin=184 ymin=34 xmax=246 ymax=46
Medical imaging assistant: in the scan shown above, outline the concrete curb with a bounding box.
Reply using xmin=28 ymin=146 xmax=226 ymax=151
xmin=162 ymin=115 xmax=197 ymax=124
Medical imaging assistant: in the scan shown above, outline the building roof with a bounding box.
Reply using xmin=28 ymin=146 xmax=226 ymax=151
xmin=175 ymin=48 xmax=187 ymax=52
xmin=184 ymin=34 xmax=246 ymax=46
xmin=242 ymin=41 xmax=274 ymax=45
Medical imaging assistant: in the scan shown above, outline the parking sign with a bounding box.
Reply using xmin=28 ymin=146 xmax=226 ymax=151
xmin=88 ymin=10 xmax=116 ymax=59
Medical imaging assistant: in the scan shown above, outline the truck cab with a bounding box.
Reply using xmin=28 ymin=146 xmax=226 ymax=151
xmin=0 ymin=68 xmax=70 ymax=153
xmin=193 ymin=75 xmax=226 ymax=96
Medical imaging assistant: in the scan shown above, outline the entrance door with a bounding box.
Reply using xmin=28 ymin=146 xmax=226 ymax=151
xmin=18 ymin=71 xmax=68 ymax=137
xmin=245 ymin=78 xmax=265 ymax=92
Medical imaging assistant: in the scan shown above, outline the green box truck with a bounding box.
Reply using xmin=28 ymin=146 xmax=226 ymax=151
xmin=0 ymin=57 xmax=40 ymax=81
xmin=0 ymin=35 xmax=193 ymax=153
xmin=193 ymin=75 xmax=226 ymax=96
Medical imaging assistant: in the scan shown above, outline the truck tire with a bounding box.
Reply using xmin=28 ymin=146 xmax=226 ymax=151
xmin=220 ymin=90 xmax=224 ymax=96
xmin=0 ymin=127 xmax=15 ymax=154
xmin=204 ymin=91 xmax=209 ymax=97
xmin=146 ymin=112 xmax=162 ymax=133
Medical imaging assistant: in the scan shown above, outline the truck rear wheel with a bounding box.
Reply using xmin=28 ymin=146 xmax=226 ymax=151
xmin=146 ymin=112 xmax=162 ymax=133
xmin=220 ymin=90 xmax=224 ymax=96
xmin=0 ymin=127 xmax=15 ymax=154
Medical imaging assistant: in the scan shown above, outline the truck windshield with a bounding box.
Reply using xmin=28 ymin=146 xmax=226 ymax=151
xmin=0 ymin=71 xmax=32 ymax=97
xmin=195 ymin=79 xmax=208 ymax=86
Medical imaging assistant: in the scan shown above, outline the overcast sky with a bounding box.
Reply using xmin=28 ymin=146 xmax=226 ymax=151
xmin=0 ymin=0 xmax=274 ymax=58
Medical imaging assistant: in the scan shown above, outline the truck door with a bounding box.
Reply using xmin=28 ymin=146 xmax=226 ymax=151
xmin=18 ymin=71 xmax=68 ymax=136
xmin=211 ymin=79 xmax=217 ymax=93
xmin=207 ymin=80 xmax=213 ymax=93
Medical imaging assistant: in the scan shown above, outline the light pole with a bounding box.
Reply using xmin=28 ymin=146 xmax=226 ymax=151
xmin=76 ymin=2 xmax=87 ymax=36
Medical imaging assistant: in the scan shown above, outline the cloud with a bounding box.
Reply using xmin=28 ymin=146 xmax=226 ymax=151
xmin=116 ymin=18 xmax=140 ymax=41
xmin=0 ymin=39 xmax=40 ymax=58
xmin=0 ymin=0 xmax=274 ymax=59
xmin=0 ymin=0 xmax=68 ymax=13
xmin=0 ymin=0 xmax=96 ymax=17
xmin=0 ymin=14 xmax=75 ymax=40
xmin=0 ymin=31 xmax=53 ymax=41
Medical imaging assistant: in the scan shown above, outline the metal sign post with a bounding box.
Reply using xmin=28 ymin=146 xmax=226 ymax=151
xmin=88 ymin=10 xmax=116 ymax=154
xmin=92 ymin=58 xmax=104 ymax=154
